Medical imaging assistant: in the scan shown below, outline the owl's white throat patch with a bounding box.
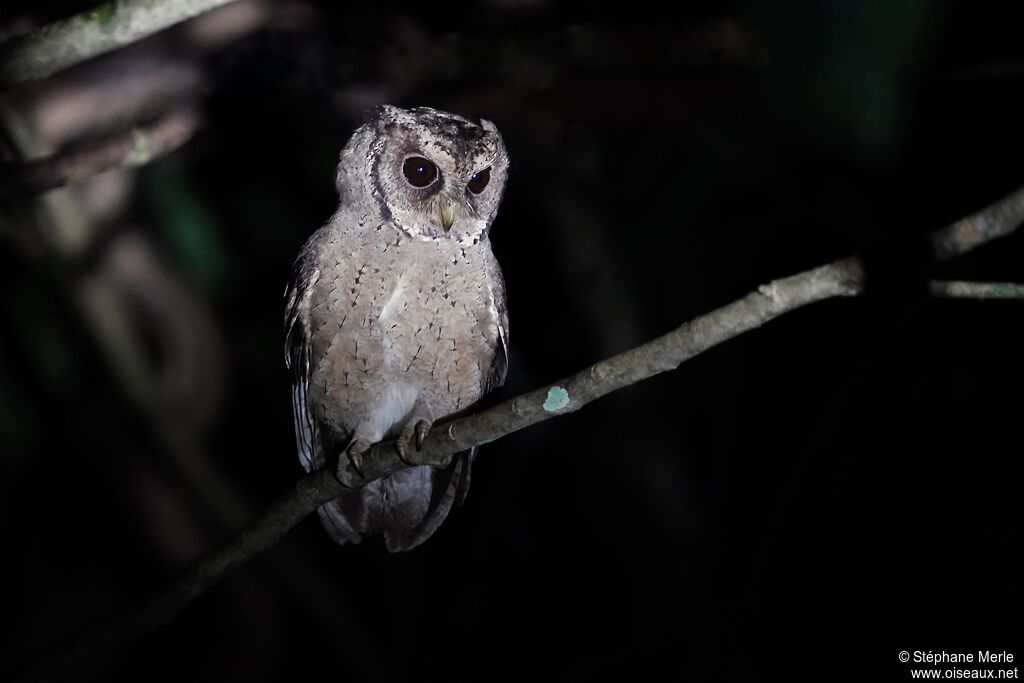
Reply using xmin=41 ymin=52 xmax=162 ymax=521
xmin=373 ymin=381 xmax=419 ymax=440
xmin=377 ymin=275 xmax=406 ymax=323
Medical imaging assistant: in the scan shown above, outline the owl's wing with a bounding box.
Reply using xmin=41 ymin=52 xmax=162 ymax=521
xmin=484 ymin=250 xmax=510 ymax=394
xmin=283 ymin=232 xmax=323 ymax=473
xmin=285 ymin=231 xmax=364 ymax=546
xmin=453 ymin=251 xmax=510 ymax=505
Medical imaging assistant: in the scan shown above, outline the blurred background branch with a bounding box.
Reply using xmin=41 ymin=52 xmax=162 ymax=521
xmin=0 ymin=0 xmax=241 ymax=85
xmin=1 ymin=108 xmax=199 ymax=197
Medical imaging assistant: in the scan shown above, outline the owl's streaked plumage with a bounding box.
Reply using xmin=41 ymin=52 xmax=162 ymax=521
xmin=284 ymin=105 xmax=509 ymax=552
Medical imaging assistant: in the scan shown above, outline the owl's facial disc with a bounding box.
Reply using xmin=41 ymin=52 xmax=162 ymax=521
xmin=353 ymin=106 xmax=507 ymax=245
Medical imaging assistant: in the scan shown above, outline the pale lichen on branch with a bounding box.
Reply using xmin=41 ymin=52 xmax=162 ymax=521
xmin=928 ymin=280 xmax=1024 ymax=299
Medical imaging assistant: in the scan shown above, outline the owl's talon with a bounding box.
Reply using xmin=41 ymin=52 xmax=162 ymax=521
xmin=415 ymin=420 xmax=430 ymax=449
xmin=396 ymin=418 xmax=432 ymax=464
xmin=344 ymin=438 xmax=372 ymax=478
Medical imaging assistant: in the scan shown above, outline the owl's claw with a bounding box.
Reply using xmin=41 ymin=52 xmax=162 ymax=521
xmin=341 ymin=438 xmax=372 ymax=479
xmin=415 ymin=420 xmax=429 ymax=449
xmin=396 ymin=418 xmax=433 ymax=464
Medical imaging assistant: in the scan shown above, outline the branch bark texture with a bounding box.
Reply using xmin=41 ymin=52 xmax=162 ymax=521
xmin=928 ymin=280 xmax=1024 ymax=299
xmin=0 ymin=0 xmax=240 ymax=86
xmin=15 ymin=185 xmax=1024 ymax=682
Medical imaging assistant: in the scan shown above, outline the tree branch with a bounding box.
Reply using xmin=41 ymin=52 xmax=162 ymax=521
xmin=0 ymin=0 xmax=240 ymax=86
xmin=928 ymin=280 xmax=1024 ymax=300
xmin=338 ymin=257 xmax=867 ymax=486
xmin=15 ymin=184 xmax=1024 ymax=681
xmin=0 ymin=109 xmax=198 ymax=197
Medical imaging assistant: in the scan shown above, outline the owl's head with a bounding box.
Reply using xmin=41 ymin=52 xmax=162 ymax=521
xmin=337 ymin=105 xmax=509 ymax=246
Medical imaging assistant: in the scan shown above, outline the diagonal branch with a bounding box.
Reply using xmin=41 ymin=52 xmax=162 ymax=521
xmin=0 ymin=0 xmax=240 ymax=86
xmin=345 ymin=184 xmax=1024 ymax=484
xmin=339 ymin=257 xmax=867 ymax=486
xmin=928 ymin=280 xmax=1024 ymax=299
xmin=14 ymin=184 xmax=1024 ymax=682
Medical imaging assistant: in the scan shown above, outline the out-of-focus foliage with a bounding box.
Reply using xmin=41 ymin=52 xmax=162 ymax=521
xmin=144 ymin=162 xmax=230 ymax=290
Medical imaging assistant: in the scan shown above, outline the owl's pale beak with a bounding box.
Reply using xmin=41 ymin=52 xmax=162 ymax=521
xmin=438 ymin=202 xmax=458 ymax=232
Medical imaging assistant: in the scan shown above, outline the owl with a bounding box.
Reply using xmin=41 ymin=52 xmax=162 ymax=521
xmin=283 ymin=105 xmax=510 ymax=552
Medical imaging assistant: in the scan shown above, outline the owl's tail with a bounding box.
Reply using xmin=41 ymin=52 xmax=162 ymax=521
xmin=316 ymin=449 xmax=475 ymax=552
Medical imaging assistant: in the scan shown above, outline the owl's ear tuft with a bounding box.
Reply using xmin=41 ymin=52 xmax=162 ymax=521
xmin=479 ymin=118 xmax=498 ymax=133
xmin=362 ymin=104 xmax=399 ymax=124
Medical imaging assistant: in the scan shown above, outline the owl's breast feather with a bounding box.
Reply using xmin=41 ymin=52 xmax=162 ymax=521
xmin=309 ymin=236 xmax=498 ymax=423
xmin=376 ymin=274 xmax=406 ymax=324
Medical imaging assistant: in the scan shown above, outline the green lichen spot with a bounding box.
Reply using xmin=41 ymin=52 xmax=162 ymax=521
xmin=543 ymin=386 xmax=569 ymax=412
xmin=995 ymin=283 xmax=1021 ymax=298
xmin=86 ymin=2 xmax=115 ymax=25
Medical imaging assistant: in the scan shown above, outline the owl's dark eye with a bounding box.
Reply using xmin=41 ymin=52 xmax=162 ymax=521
xmin=467 ymin=167 xmax=490 ymax=194
xmin=402 ymin=156 xmax=438 ymax=188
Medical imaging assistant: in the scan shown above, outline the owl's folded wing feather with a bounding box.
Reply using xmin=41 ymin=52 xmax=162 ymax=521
xmin=484 ymin=249 xmax=509 ymax=394
xmin=283 ymin=232 xmax=323 ymax=473
xmin=284 ymin=230 xmax=365 ymax=546
xmin=454 ymin=251 xmax=510 ymax=505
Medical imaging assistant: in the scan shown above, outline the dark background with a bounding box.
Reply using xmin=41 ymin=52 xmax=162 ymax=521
xmin=1 ymin=1 xmax=1021 ymax=681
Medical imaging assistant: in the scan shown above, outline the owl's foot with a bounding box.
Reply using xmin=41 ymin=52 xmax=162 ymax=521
xmin=395 ymin=418 xmax=432 ymax=464
xmin=395 ymin=401 xmax=434 ymax=465
xmin=340 ymin=438 xmax=373 ymax=480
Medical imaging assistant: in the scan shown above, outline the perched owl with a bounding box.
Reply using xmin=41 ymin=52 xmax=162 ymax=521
xmin=284 ymin=105 xmax=509 ymax=552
